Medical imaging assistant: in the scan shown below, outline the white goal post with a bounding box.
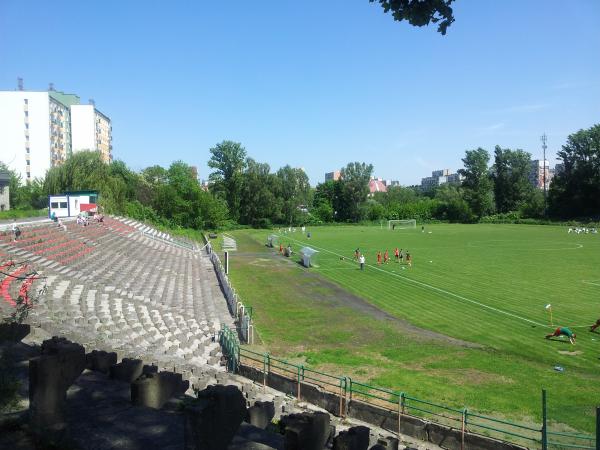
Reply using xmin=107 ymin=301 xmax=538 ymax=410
xmin=388 ymin=219 xmax=416 ymax=230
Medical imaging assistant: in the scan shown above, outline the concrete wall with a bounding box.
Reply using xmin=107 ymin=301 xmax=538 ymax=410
xmin=237 ymin=362 xmax=527 ymax=450
xmin=0 ymin=91 xmax=51 ymax=181
xmin=71 ymin=104 xmax=96 ymax=153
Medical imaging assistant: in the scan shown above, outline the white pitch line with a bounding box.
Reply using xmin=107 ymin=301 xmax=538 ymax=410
xmin=582 ymin=280 xmax=600 ymax=287
xmin=278 ymin=234 xmax=547 ymax=328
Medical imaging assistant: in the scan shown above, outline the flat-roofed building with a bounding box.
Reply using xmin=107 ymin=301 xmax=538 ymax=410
xmin=325 ymin=171 xmax=341 ymax=182
xmin=0 ymin=83 xmax=112 ymax=181
xmin=421 ymin=169 xmax=463 ymax=191
xmin=71 ymin=104 xmax=112 ymax=162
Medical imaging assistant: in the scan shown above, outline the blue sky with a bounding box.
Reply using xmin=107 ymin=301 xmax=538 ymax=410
xmin=1 ymin=0 xmax=599 ymax=185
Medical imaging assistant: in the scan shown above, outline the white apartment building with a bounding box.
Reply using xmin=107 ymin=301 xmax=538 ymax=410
xmin=421 ymin=169 xmax=464 ymax=191
xmin=0 ymin=86 xmax=112 ymax=182
xmin=71 ymin=104 xmax=112 ymax=162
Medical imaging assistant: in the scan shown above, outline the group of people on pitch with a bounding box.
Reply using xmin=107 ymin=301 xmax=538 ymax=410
xmin=545 ymin=318 xmax=600 ymax=345
xmin=353 ymin=247 xmax=412 ymax=269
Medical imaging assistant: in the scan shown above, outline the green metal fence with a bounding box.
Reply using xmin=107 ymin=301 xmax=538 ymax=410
xmin=219 ymin=325 xmax=597 ymax=449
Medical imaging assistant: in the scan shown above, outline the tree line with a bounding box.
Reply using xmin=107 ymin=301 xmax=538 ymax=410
xmin=1 ymin=124 xmax=598 ymax=229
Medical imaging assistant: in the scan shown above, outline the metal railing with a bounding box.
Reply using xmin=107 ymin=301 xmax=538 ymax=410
xmin=218 ymin=325 xmax=597 ymax=450
xmin=203 ymin=236 xmax=253 ymax=344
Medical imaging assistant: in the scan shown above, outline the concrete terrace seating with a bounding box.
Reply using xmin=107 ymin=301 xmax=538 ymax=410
xmin=0 ymin=216 xmax=235 ymax=373
xmin=116 ymin=216 xmax=197 ymax=250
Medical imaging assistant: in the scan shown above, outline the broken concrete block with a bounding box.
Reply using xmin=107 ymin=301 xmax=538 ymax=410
xmin=280 ymin=411 xmax=330 ymax=450
xmin=131 ymin=370 xmax=189 ymax=409
xmin=0 ymin=323 xmax=31 ymax=342
xmin=85 ymin=350 xmax=117 ymax=374
xmin=333 ymin=426 xmax=370 ymax=450
xmin=29 ymin=337 xmax=85 ymax=430
xmin=109 ymin=358 xmax=143 ymax=383
xmin=184 ymin=384 xmax=247 ymax=450
xmin=247 ymin=400 xmax=275 ymax=429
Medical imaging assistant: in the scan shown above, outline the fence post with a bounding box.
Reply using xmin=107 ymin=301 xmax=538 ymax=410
xmin=344 ymin=377 xmax=349 ymax=418
xmin=461 ymin=408 xmax=467 ymax=450
xmin=339 ymin=378 xmax=344 ymax=417
xmin=398 ymin=392 xmax=404 ymax=438
xmin=297 ymin=365 xmax=302 ymax=400
xmin=542 ymin=389 xmax=548 ymax=450
xmin=401 ymin=392 xmax=406 ymax=415
xmin=263 ymin=353 xmax=267 ymax=389
xmin=596 ymin=406 xmax=599 ymax=450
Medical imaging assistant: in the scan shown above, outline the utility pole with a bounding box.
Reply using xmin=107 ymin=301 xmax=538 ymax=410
xmin=541 ymin=133 xmax=548 ymax=216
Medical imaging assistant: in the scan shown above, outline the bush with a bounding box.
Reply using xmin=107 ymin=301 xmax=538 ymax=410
xmin=251 ymin=218 xmax=272 ymax=229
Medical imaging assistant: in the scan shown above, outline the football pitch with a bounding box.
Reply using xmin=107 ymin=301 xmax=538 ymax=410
xmin=225 ymin=224 xmax=600 ymax=433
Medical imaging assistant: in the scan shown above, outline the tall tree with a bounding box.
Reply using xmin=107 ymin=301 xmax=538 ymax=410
xmin=276 ymin=165 xmax=310 ymax=225
xmin=549 ymin=124 xmax=600 ymax=218
xmin=208 ymin=141 xmax=247 ymax=221
xmin=370 ymin=0 xmax=455 ymax=35
xmin=238 ymin=159 xmax=280 ymax=226
xmin=459 ymin=148 xmax=494 ymax=219
xmin=492 ymin=146 xmax=533 ymax=213
xmin=339 ymin=162 xmax=374 ymax=222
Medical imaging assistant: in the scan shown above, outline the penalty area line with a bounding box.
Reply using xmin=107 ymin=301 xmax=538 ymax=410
xmin=277 ymin=234 xmax=547 ymax=328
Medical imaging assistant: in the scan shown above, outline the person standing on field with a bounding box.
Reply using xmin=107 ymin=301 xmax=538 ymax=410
xmin=376 ymin=251 xmax=382 ymax=265
xmin=359 ymin=254 xmax=365 ymax=271
xmin=384 ymin=249 xmax=389 ymax=264
xmin=406 ymin=252 xmax=412 ymax=267
xmin=394 ymin=247 xmax=400 ymax=262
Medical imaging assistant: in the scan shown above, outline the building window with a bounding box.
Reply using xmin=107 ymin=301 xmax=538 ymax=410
xmin=51 ymin=202 xmax=59 ymax=208
xmin=24 ymin=99 xmax=28 ymax=104
xmin=25 ymin=123 xmax=29 ymax=129
xmin=26 ymin=160 xmax=30 ymax=166
xmin=59 ymin=202 xmax=67 ymax=208
xmin=24 ymin=111 xmax=29 ymax=117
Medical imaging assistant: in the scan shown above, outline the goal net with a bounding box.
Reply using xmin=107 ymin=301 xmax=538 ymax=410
xmin=388 ymin=219 xmax=416 ymax=230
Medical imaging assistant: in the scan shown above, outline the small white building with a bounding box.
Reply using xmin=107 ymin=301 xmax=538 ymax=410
xmin=48 ymin=190 xmax=99 ymax=218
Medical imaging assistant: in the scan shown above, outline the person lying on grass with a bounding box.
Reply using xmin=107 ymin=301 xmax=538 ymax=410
xmin=545 ymin=327 xmax=576 ymax=345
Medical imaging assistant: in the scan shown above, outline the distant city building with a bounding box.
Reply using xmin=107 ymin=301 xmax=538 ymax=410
xmin=325 ymin=171 xmax=341 ymax=182
xmin=0 ymin=81 xmax=112 ymax=182
xmin=529 ymin=159 xmax=553 ymax=190
xmin=420 ymin=169 xmax=463 ymax=191
xmin=0 ymin=171 xmax=9 ymax=211
xmin=369 ymin=177 xmax=387 ymax=195
xmin=190 ymin=165 xmax=199 ymax=181
xmin=383 ymin=180 xmax=400 ymax=187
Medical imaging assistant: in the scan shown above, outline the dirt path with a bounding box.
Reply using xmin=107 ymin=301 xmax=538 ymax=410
xmin=233 ymin=250 xmax=481 ymax=349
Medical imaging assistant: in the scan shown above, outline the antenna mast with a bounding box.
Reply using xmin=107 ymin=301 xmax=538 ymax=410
xmin=541 ymin=133 xmax=547 ymax=216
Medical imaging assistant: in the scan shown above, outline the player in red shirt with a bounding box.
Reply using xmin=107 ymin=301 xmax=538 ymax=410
xmin=384 ymin=249 xmax=389 ymax=264
xmin=377 ymin=251 xmax=382 ymax=264
xmin=394 ymin=247 xmax=400 ymax=262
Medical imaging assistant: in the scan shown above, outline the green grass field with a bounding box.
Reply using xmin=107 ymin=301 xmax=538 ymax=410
xmin=224 ymin=224 xmax=600 ymax=435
